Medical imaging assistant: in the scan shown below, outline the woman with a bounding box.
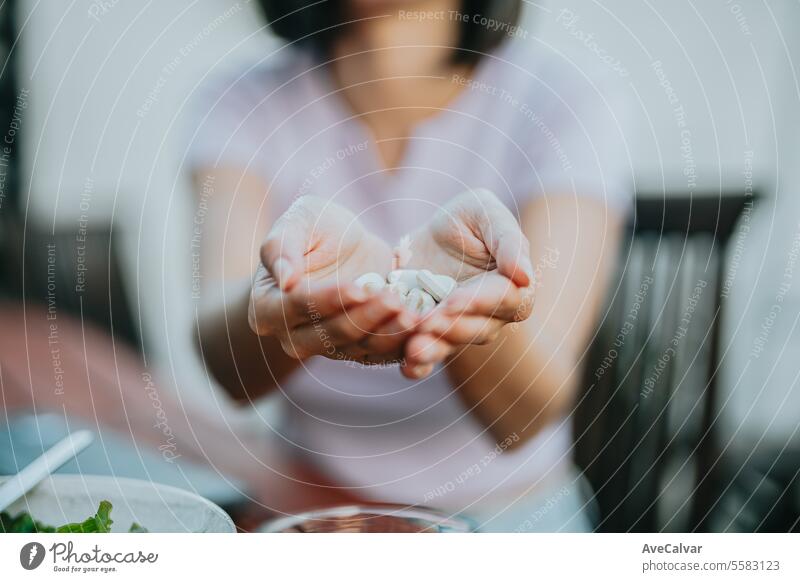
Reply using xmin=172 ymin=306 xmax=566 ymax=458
xmin=188 ymin=0 xmax=629 ymax=531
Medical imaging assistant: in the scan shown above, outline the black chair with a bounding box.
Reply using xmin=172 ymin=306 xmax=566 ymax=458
xmin=0 ymin=214 xmax=140 ymax=348
xmin=574 ymin=193 xmax=752 ymax=532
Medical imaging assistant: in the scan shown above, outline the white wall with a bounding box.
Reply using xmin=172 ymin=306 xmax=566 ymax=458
xmin=712 ymin=2 xmax=800 ymax=453
xmin=531 ymin=0 xmax=777 ymax=189
xmin=18 ymin=0 xmax=273 ymax=424
xmin=16 ymin=1 xmax=800 ymax=447
xmin=526 ymin=2 xmax=800 ymax=450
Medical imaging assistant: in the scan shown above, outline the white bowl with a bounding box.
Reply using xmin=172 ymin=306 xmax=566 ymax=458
xmin=2 ymin=474 xmax=235 ymax=533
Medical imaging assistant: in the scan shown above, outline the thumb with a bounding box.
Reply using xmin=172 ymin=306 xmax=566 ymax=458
xmin=260 ymin=227 xmax=306 ymax=292
xmin=260 ymin=203 xmax=316 ymax=291
xmin=471 ymin=193 xmax=533 ymax=287
xmin=491 ymin=227 xmax=534 ymax=288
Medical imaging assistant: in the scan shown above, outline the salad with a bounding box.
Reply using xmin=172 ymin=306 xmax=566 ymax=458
xmin=0 ymin=500 xmax=146 ymax=533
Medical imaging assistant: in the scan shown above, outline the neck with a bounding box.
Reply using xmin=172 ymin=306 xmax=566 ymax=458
xmin=333 ymin=0 xmax=462 ymax=80
xmin=326 ymin=0 xmax=472 ymax=170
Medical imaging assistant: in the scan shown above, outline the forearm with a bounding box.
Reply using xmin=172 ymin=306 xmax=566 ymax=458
xmin=443 ymin=196 xmax=623 ymax=446
xmin=197 ymin=279 xmax=300 ymax=402
xmin=445 ymin=323 xmax=576 ymax=447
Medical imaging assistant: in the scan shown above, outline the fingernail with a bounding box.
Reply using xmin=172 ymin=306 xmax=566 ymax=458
xmin=411 ymin=339 xmax=438 ymax=363
xmin=521 ymin=257 xmax=534 ymax=284
xmin=397 ymin=312 xmax=417 ymax=329
xmin=421 ymin=315 xmax=447 ymax=335
xmin=444 ymin=298 xmax=467 ymax=315
xmin=408 ymin=364 xmax=434 ymax=378
xmin=382 ymin=293 xmax=403 ymax=310
xmin=273 ymin=258 xmax=294 ymax=290
xmin=349 ymin=286 xmax=368 ymax=302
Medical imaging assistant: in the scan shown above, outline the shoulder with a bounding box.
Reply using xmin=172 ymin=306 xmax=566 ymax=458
xmin=185 ymin=48 xmax=322 ymax=175
xmin=482 ymin=40 xmax=632 ymax=207
xmin=192 ymin=48 xmax=317 ymax=120
xmin=482 ymin=38 xmax=631 ymax=159
xmin=491 ymin=38 xmax=627 ymax=114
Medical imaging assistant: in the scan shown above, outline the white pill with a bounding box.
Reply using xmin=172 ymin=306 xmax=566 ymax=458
xmin=418 ymin=290 xmax=436 ymax=314
xmin=405 ymin=288 xmax=436 ymax=315
xmin=417 ymin=269 xmax=457 ymax=302
xmin=387 ymin=281 xmax=410 ymax=297
xmin=387 ymin=269 xmax=421 ymax=289
xmin=436 ymin=275 xmax=457 ymax=300
xmin=404 ymin=288 xmax=424 ymax=312
xmin=354 ymin=272 xmax=386 ymax=294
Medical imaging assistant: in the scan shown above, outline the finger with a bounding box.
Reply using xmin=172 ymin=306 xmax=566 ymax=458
xmin=283 ymin=281 xmax=369 ymax=326
xmin=354 ymin=349 xmax=407 ymax=367
xmin=286 ymin=343 xmax=373 ymax=364
xmin=404 ymin=333 xmax=454 ymax=366
xmin=286 ymin=293 xmax=404 ymax=357
xmin=257 ymin=281 xmax=367 ymax=333
xmin=440 ymin=274 xmax=533 ymax=322
xmin=260 ymin=198 xmax=326 ymax=291
xmin=400 ymin=362 xmax=435 ymax=380
xmin=319 ymin=292 xmax=405 ymax=345
xmin=421 ymin=314 xmax=505 ymax=345
xmin=493 ymin=227 xmax=533 ymax=288
xmin=249 ymin=263 xmax=281 ymax=335
xmin=468 ymin=189 xmax=534 ymax=287
xmin=358 ymin=309 xmax=419 ymax=354
xmin=260 ymin=231 xmax=307 ymax=293
xmin=481 ymin=219 xmax=533 ymax=288
xmin=322 ymin=345 xmax=405 ymax=367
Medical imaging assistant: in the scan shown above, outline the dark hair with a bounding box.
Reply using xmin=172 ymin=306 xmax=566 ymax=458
xmin=257 ymin=0 xmax=522 ymax=65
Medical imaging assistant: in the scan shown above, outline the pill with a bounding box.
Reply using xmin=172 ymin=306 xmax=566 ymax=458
xmin=404 ymin=288 xmax=424 ymax=312
xmin=354 ymin=272 xmax=386 ymax=294
xmin=388 ymin=281 xmax=410 ymax=297
xmin=404 ymin=288 xmax=419 ymax=307
xmin=387 ymin=269 xmax=421 ymax=289
xmin=417 ymin=269 xmax=456 ymax=302
xmin=418 ymin=290 xmax=436 ymax=314
xmin=405 ymin=288 xmax=436 ymax=314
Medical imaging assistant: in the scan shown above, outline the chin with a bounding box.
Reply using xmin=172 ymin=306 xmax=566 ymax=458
xmin=350 ymin=0 xmax=438 ymax=9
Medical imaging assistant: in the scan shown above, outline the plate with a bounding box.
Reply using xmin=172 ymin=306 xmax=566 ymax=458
xmin=1 ymin=474 xmax=235 ymax=533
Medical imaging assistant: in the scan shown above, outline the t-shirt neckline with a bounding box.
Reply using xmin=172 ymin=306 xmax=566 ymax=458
xmin=307 ymin=45 xmax=505 ymax=182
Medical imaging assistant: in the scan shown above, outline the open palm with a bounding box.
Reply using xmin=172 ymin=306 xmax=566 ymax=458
xmin=401 ymin=188 xmax=533 ymax=286
xmin=399 ymin=189 xmax=535 ymax=353
xmin=250 ymin=196 xmax=415 ymax=364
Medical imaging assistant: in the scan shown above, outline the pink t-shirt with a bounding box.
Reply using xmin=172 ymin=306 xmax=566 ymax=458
xmin=187 ymin=39 xmax=631 ymax=511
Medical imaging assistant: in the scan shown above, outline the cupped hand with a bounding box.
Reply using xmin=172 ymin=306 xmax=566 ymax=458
xmin=248 ymin=196 xmax=419 ymax=364
xmin=399 ymin=189 xmax=535 ymax=366
xmin=399 ymin=188 xmax=534 ymax=285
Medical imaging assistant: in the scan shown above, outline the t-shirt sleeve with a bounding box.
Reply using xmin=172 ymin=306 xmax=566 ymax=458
xmin=513 ymin=64 xmax=633 ymax=213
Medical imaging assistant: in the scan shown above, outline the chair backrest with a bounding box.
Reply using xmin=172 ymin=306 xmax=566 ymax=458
xmin=0 ymin=215 xmax=140 ymax=348
xmin=574 ymin=193 xmax=751 ymax=532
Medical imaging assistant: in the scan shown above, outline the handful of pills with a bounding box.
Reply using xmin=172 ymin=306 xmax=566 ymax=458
xmin=354 ymin=269 xmax=457 ymax=315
